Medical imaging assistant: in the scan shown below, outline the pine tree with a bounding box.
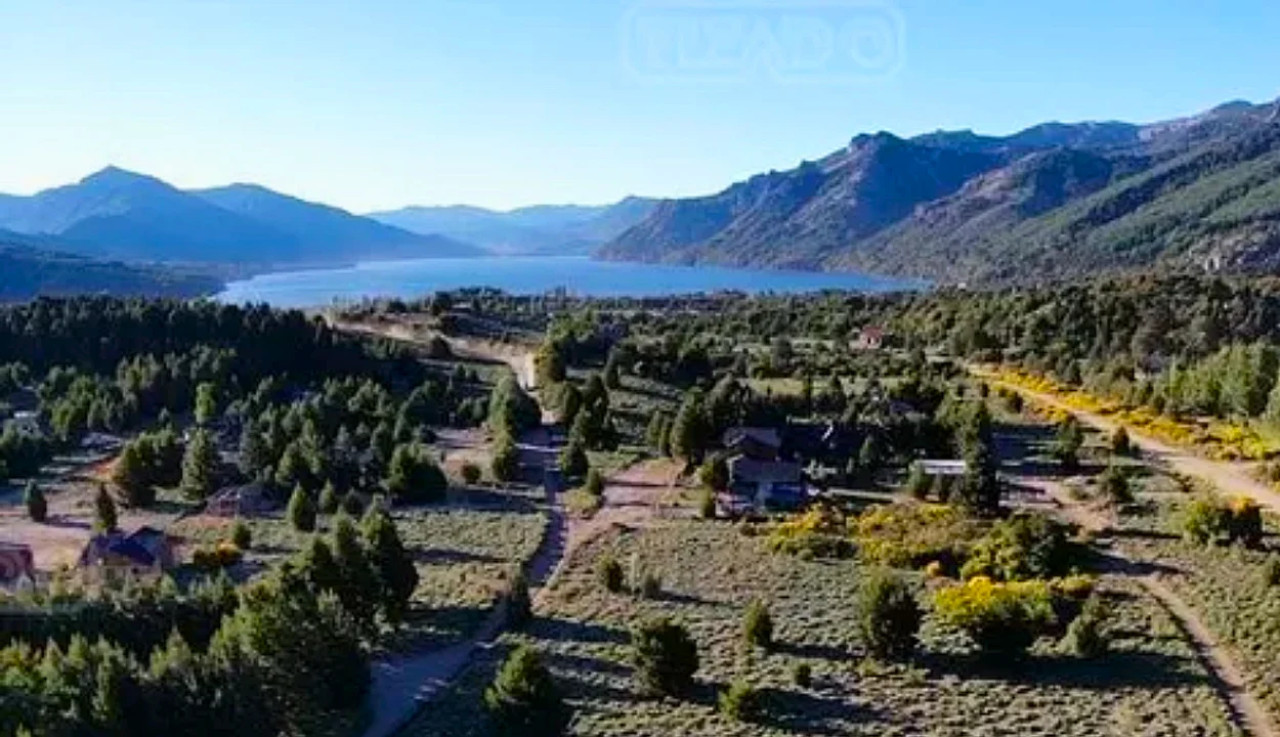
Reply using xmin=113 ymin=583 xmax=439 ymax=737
xmin=287 ymin=485 xmax=316 ymax=532
xmin=331 ymin=515 xmax=380 ymax=632
xmin=24 ymin=480 xmax=46 ymax=523
xmin=491 ymin=433 xmax=521 ymax=483
xmin=181 ymin=427 xmax=219 ymax=501
xmin=558 ymin=438 xmax=589 ymax=479
xmin=112 ymin=441 xmax=155 ymax=508
xmin=670 ymin=391 xmax=708 ymax=464
xmin=93 ymin=484 xmax=118 ymax=533
xmin=360 ymin=508 xmax=420 ymax=626
xmin=484 ymin=645 xmax=570 ymax=737
xmin=194 ymin=382 xmax=219 ymax=426
xmin=238 ymin=418 xmax=271 ymax=480
xmin=318 ymin=481 xmax=340 ymax=515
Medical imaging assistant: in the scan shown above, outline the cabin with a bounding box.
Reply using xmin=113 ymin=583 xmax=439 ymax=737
xmin=723 ymin=427 xmax=782 ymax=461
xmin=0 ymin=542 xmax=35 ymax=587
xmin=4 ymin=411 xmax=43 ymax=438
xmin=916 ymin=459 xmax=968 ymax=478
xmin=726 ymin=456 xmax=807 ymax=513
xmin=206 ymin=482 xmax=274 ymax=518
xmin=853 ymin=327 xmax=887 ymax=351
xmin=78 ymin=527 xmax=175 ymax=577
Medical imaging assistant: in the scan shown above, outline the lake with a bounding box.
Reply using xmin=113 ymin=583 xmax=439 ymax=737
xmin=216 ymin=256 xmax=922 ymax=307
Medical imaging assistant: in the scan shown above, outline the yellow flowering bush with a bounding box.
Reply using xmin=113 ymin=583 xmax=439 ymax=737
xmin=765 ymin=506 xmax=855 ymax=559
xmin=933 ymin=577 xmax=1057 ymax=657
xmin=853 ymin=503 xmax=983 ymax=573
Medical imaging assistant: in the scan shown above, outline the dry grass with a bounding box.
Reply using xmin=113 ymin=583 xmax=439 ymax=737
xmin=405 ymin=519 xmax=1238 ymax=737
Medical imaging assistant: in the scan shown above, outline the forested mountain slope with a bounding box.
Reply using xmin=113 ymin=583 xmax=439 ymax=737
xmin=601 ymin=99 xmax=1280 ymax=284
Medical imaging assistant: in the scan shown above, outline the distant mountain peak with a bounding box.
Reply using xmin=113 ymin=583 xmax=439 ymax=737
xmin=79 ymin=165 xmax=167 ymax=190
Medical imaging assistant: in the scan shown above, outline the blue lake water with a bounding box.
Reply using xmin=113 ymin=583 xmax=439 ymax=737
xmin=216 ymin=256 xmax=922 ymax=308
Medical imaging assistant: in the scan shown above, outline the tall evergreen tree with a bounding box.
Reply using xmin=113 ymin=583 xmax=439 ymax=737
xmin=181 ymin=428 xmax=219 ymax=500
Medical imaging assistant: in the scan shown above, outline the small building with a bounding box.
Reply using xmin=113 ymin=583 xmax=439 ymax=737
xmin=0 ymin=542 xmax=35 ymax=587
xmin=81 ymin=432 xmax=124 ymax=453
xmin=915 ymin=459 xmax=968 ymax=477
xmin=4 ymin=411 xmax=43 ymax=438
xmin=723 ymin=427 xmax=782 ymax=461
xmin=726 ymin=456 xmax=807 ymax=513
xmin=206 ymin=482 xmax=274 ymax=518
xmin=78 ymin=527 xmax=175 ymax=576
xmin=853 ymin=327 xmax=886 ymax=351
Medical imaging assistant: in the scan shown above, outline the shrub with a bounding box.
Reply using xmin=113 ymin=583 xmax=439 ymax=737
xmin=1062 ymin=594 xmax=1109 ymax=658
xmin=1181 ymin=497 xmax=1229 ymax=545
xmin=767 ymin=507 xmax=856 ymax=559
xmin=637 ymin=571 xmax=662 ymax=600
xmin=23 ymin=481 xmax=46 ymax=523
xmin=93 ymin=484 xmax=118 ymax=533
xmin=483 ymin=645 xmax=570 ymax=737
xmin=461 ymin=462 xmax=483 ymax=486
xmin=491 ymin=434 xmax=521 ymax=483
xmin=342 ymin=491 xmax=367 ymax=516
xmin=960 ymin=513 xmax=1077 ymax=582
xmin=903 ymin=463 xmax=930 ymax=500
xmin=1098 ymin=464 xmax=1133 ymax=505
xmin=698 ymin=487 xmax=716 ymax=519
xmin=318 ymin=482 xmax=340 ymax=515
xmin=505 ymin=568 xmax=533 ymax=629
xmin=853 ymin=504 xmax=980 ymax=571
xmin=1228 ymin=497 xmax=1263 ymax=548
xmin=742 ymin=599 xmax=774 ymax=651
xmin=1110 ymin=427 xmax=1133 ymax=457
xmin=791 ymin=662 xmax=812 ymax=688
xmin=855 ymin=569 xmax=921 ymax=661
xmin=387 ymin=443 xmax=448 ymax=504
xmin=698 ymin=454 xmax=729 ymax=492
xmin=231 ymin=520 xmax=252 ymax=550
xmin=596 ymin=554 xmax=624 ymax=593
xmin=583 ymin=468 xmax=605 ymax=497
xmin=558 ymin=440 xmax=589 ymax=480
xmin=933 ymin=577 xmax=1057 ymax=658
xmin=287 ymin=485 xmax=317 ymax=532
xmin=630 ymin=618 xmax=699 ymax=697
xmin=192 ymin=542 xmax=243 ymax=570
xmin=718 ymin=678 xmax=761 ymax=723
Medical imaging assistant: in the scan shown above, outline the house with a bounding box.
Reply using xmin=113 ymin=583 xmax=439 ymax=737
xmin=725 ymin=455 xmax=808 ymax=514
xmin=0 ymin=542 xmax=35 ymax=587
xmin=916 ymin=459 xmax=968 ymax=477
xmin=78 ymin=527 xmax=175 ymax=576
xmin=206 ymin=482 xmax=274 ymax=518
xmin=723 ymin=427 xmax=782 ymax=461
xmin=853 ymin=327 xmax=886 ymax=351
xmin=4 ymin=411 xmax=43 ymax=438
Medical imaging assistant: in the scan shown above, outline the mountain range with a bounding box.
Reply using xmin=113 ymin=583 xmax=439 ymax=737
xmin=0 ymin=167 xmax=481 ymax=267
xmin=599 ymin=98 xmax=1280 ymax=283
xmin=366 ymin=197 xmax=657 ymax=256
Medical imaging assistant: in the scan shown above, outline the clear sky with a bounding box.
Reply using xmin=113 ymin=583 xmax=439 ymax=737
xmin=1 ymin=0 xmax=1277 ymax=212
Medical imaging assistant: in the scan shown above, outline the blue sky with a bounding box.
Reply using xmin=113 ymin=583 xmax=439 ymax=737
xmin=1 ymin=0 xmax=1277 ymax=212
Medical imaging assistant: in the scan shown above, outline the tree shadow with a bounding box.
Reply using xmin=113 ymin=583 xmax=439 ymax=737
xmin=533 ymin=616 xmax=630 ymax=646
xmin=415 ymin=548 xmax=505 ymax=565
xmin=756 ymin=685 xmax=888 ymax=735
xmin=773 ymin=640 xmax=852 ymax=662
xmin=920 ymin=648 xmax=1209 ymax=691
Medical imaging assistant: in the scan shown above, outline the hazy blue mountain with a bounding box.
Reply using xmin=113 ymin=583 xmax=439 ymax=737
xmin=193 ymin=183 xmax=482 ymax=261
xmin=368 ymin=196 xmax=656 ymax=256
xmin=0 ymin=167 xmax=295 ymax=263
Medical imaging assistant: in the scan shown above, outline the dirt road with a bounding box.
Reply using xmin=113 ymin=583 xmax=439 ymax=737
xmin=987 ymin=376 xmax=1280 ymax=513
xmin=1016 ymin=475 xmax=1277 ymax=737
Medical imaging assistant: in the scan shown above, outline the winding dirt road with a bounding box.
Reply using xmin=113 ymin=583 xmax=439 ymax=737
xmin=986 ymin=374 xmax=1280 ymax=513
xmin=1020 ymin=475 xmax=1277 ymax=737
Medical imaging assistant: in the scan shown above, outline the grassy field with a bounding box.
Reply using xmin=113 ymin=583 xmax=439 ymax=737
xmin=404 ymin=517 xmax=1238 ymax=737
xmin=173 ymin=485 xmax=547 ymax=653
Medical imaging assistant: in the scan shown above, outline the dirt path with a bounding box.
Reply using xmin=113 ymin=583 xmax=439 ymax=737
xmin=987 ymin=375 xmax=1280 ymax=513
xmin=1017 ymin=475 xmax=1277 ymax=737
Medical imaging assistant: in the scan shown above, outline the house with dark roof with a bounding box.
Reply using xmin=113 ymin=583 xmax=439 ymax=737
xmin=724 ymin=455 xmax=807 ymax=515
xmin=723 ymin=427 xmax=782 ymax=461
xmin=78 ymin=527 xmax=174 ymax=577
